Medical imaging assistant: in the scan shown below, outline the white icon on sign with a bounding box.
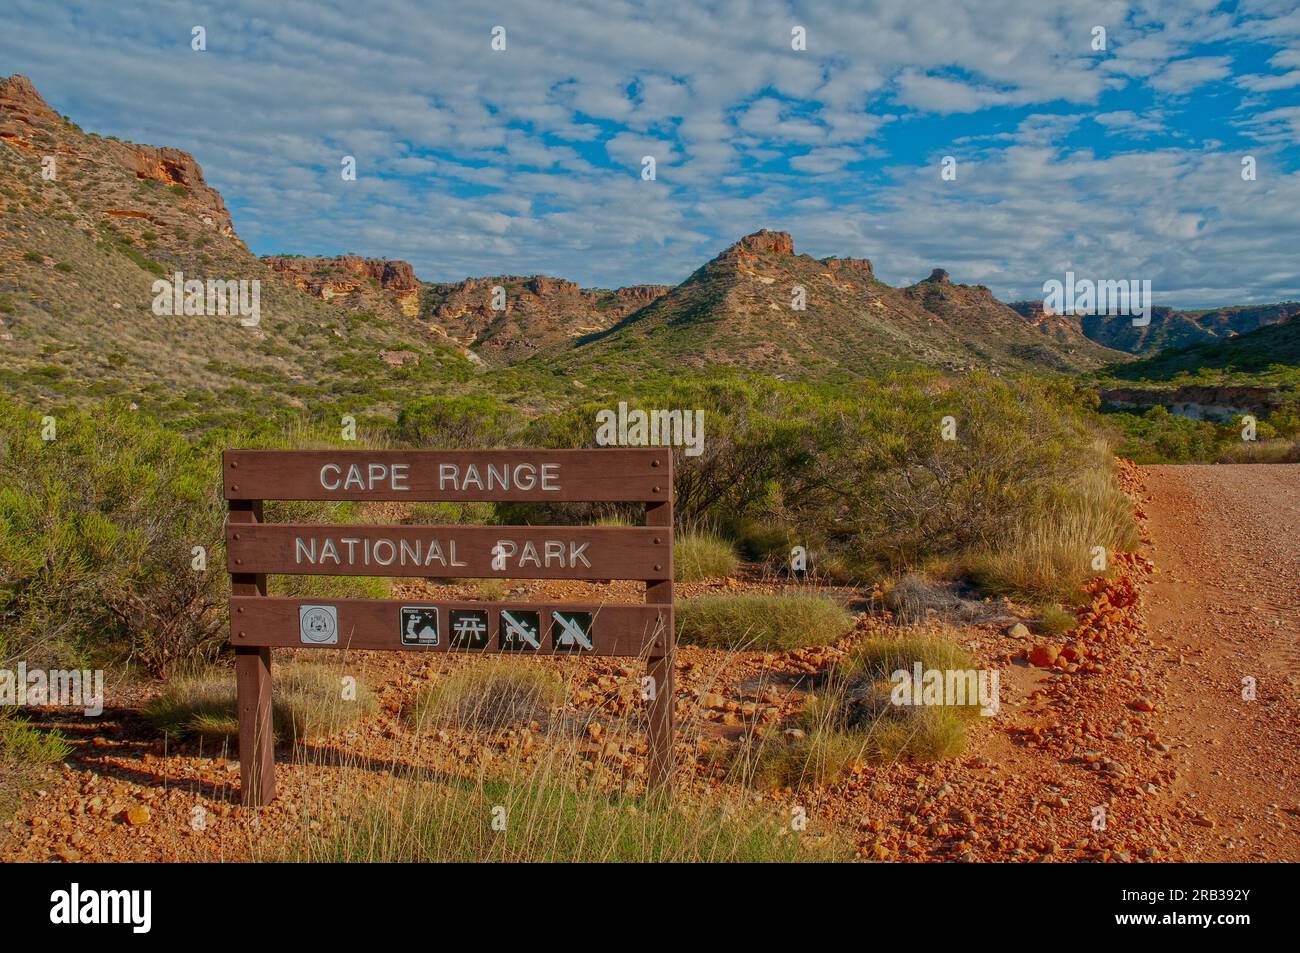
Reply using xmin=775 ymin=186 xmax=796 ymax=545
xmin=400 ymin=606 xmax=440 ymax=646
xmin=553 ymin=612 xmax=593 ymax=650
xmin=501 ymin=610 xmax=540 ymax=649
xmin=491 ymin=543 xmax=508 ymax=572
xmin=452 ymin=613 xmax=488 ymax=645
xmin=299 ymin=605 xmax=338 ymax=644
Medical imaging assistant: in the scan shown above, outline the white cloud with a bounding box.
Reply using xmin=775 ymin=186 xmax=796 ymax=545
xmin=0 ymin=0 xmax=1295 ymax=302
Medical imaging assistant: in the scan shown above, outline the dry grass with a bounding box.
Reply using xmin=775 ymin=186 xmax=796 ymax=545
xmin=0 ymin=713 xmax=71 ymax=817
xmin=675 ymin=592 xmax=853 ymax=650
xmin=962 ymin=467 xmax=1138 ymax=602
xmin=278 ymin=652 xmax=845 ymax=862
xmin=142 ymin=662 xmax=376 ymax=744
xmin=730 ymin=632 xmax=986 ymax=789
xmin=674 ymin=530 xmax=739 ymax=582
xmin=407 ymin=659 xmax=565 ymax=731
xmin=292 ymin=773 xmax=842 ymax=862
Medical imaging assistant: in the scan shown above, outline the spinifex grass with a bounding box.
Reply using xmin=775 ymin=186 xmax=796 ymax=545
xmin=143 ymin=661 xmax=376 ymax=744
xmin=730 ymin=631 xmax=986 ymax=790
xmin=675 ymin=592 xmax=853 ymax=650
xmin=280 ymin=652 xmax=845 ymax=862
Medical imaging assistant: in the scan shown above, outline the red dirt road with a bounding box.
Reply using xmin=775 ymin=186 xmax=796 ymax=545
xmin=1138 ymin=464 xmax=1300 ymax=860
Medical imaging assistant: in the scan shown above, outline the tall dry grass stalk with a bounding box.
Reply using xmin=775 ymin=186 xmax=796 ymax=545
xmin=262 ymin=650 xmax=843 ymax=862
xmin=963 ymin=465 xmax=1138 ymax=603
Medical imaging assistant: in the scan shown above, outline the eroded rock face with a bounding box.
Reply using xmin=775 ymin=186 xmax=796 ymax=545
xmin=264 ymin=255 xmax=418 ymax=292
xmin=421 ymin=274 xmax=670 ymax=361
xmin=262 ymin=255 xmax=422 ymax=321
xmin=616 ymin=284 xmax=672 ymax=303
xmin=0 ymin=73 xmax=243 ymax=247
xmin=730 ymin=229 xmax=795 ymax=257
xmin=821 ymin=257 xmax=874 ymax=280
xmin=1100 ymin=385 xmax=1282 ymax=419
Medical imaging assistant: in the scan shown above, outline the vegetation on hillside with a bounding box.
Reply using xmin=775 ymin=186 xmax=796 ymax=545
xmin=1 ymin=366 xmax=1140 ymax=671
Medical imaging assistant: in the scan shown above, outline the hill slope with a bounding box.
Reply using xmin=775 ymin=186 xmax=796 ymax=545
xmin=1104 ymin=314 xmax=1300 ymax=385
xmin=0 ymin=74 xmax=478 ymax=427
xmin=563 ymin=230 xmax=1126 ymax=377
xmin=1009 ymin=299 xmax=1300 ymax=355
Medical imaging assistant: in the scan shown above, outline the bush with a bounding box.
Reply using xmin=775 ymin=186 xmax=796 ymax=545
xmin=674 ymin=530 xmax=738 ymax=582
xmin=396 ymin=395 xmax=522 ymax=448
xmin=961 ymin=466 xmax=1137 ymax=602
xmin=0 ymin=713 xmax=72 ymax=816
xmin=676 ymin=593 xmax=852 ymax=650
xmin=733 ymin=633 xmax=984 ymax=788
xmin=408 ymin=660 xmax=564 ymax=731
xmin=142 ymin=662 xmax=375 ymax=744
xmin=0 ymin=399 xmax=226 ymax=672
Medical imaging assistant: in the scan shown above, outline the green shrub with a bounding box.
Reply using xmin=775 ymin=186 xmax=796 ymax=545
xmin=396 ymin=395 xmax=522 ymax=448
xmin=674 ymin=530 xmax=739 ymax=582
xmin=0 ymin=398 xmax=226 ymax=672
xmin=1036 ymin=603 xmax=1077 ymax=637
xmin=676 ymin=593 xmax=852 ymax=650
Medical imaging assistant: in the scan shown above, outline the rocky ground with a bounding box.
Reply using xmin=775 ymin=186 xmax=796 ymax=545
xmin=3 ymin=462 xmax=1297 ymax=863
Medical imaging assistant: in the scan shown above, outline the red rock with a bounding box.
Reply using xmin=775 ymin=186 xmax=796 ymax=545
xmin=1028 ymin=644 xmax=1060 ymax=667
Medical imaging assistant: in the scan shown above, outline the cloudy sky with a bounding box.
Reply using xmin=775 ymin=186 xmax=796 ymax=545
xmin=3 ymin=0 xmax=1298 ymax=305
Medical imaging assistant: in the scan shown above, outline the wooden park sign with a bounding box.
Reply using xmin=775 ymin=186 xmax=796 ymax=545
xmin=224 ymin=448 xmax=674 ymax=806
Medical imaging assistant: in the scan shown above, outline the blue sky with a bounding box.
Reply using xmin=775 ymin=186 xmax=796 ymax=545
xmin=3 ymin=0 xmax=1298 ymax=305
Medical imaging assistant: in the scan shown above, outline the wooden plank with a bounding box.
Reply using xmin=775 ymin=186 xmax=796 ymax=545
xmin=230 ymin=597 xmax=670 ymax=657
xmin=645 ymin=469 xmax=675 ymax=794
xmin=227 ymin=523 xmax=670 ymax=580
xmin=223 ymin=448 xmax=671 ymax=502
xmin=229 ymin=499 xmax=274 ymax=807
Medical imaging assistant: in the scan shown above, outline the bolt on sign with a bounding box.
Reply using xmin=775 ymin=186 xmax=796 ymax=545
xmin=224 ymin=448 xmax=674 ymax=806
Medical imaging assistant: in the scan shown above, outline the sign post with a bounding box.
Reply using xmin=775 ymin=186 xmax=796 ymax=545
xmin=223 ymin=448 xmax=674 ymax=806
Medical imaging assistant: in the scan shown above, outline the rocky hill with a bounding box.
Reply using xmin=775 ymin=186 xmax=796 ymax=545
xmin=0 ymin=74 xmax=474 ymax=427
xmin=421 ymin=275 xmax=669 ymax=362
xmin=263 ymin=254 xmax=423 ymax=321
xmin=564 ymin=230 xmax=1125 ymax=377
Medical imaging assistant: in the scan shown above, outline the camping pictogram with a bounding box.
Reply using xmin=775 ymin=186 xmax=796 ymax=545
xmin=500 ymin=609 xmax=542 ymax=651
xmin=449 ymin=609 xmax=490 ymax=649
xmin=400 ymin=606 xmax=440 ymax=646
xmin=551 ymin=610 xmax=594 ymax=651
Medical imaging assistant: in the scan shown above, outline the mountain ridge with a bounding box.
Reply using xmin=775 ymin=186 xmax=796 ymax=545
xmin=3 ymin=72 xmax=1290 ymax=397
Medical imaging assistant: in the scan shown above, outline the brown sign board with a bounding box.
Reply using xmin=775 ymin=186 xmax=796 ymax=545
xmin=231 ymin=597 xmax=668 ymax=657
xmin=227 ymin=523 xmax=670 ymax=580
xmin=225 ymin=445 xmax=674 ymax=807
xmin=223 ymin=448 xmax=670 ymax=502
